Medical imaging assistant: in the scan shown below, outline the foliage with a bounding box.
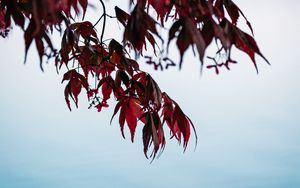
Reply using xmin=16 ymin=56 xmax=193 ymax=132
xmin=0 ymin=0 xmax=268 ymax=160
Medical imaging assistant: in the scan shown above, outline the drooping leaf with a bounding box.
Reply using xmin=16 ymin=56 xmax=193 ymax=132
xmin=115 ymin=6 xmax=130 ymax=27
xmin=222 ymin=19 xmax=269 ymax=73
xmin=62 ymin=69 xmax=89 ymax=110
xmin=123 ymin=2 xmax=159 ymax=53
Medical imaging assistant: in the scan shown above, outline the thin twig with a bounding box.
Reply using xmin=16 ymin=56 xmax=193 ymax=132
xmin=98 ymin=0 xmax=106 ymax=44
xmin=93 ymin=14 xmax=104 ymax=28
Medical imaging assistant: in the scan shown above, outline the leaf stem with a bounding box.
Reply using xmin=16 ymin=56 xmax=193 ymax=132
xmin=99 ymin=0 xmax=106 ymax=44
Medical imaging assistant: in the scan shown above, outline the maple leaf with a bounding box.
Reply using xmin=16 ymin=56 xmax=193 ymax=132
xmin=147 ymin=0 xmax=173 ymax=26
xmin=116 ymin=3 xmax=159 ymax=53
xmin=162 ymin=93 xmax=197 ymax=151
xmin=61 ymin=69 xmax=89 ymax=110
xmin=215 ymin=0 xmax=254 ymax=35
xmin=221 ymin=19 xmax=269 ymax=72
xmin=142 ymin=112 xmax=165 ymax=159
xmin=24 ymin=19 xmax=55 ymax=71
xmin=168 ymin=18 xmax=206 ymax=69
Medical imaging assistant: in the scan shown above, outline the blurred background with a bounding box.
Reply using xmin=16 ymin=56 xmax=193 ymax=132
xmin=0 ymin=0 xmax=299 ymax=187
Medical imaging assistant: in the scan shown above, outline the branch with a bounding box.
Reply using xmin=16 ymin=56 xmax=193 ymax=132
xmin=99 ymin=0 xmax=106 ymax=44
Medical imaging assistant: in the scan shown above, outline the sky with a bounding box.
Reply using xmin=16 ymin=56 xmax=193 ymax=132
xmin=0 ymin=0 xmax=300 ymax=188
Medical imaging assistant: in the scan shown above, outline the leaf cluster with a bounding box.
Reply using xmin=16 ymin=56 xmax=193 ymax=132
xmin=0 ymin=0 xmax=268 ymax=160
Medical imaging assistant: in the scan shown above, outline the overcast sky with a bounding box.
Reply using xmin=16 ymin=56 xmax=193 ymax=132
xmin=0 ymin=1 xmax=299 ymax=187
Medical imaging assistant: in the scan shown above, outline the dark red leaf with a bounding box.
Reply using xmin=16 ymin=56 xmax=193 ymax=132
xmin=110 ymin=100 xmax=123 ymax=124
xmin=142 ymin=113 xmax=152 ymax=158
xmin=147 ymin=0 xmax=172 ymax=26
xmin=78 ymin=0 xmax=88 ymax=19
xmin=119 ymin=105 xmax=126 ymax=139
xmin=62 ymin=69 xmax=89 ymax=110
xmin=35 ymin=38 xmax=45 ymax=71
xmin=223 ymin=20 xmax=270 ymax=72
xmin=175 ymin=18 xmax=206 ymax=69
xmin=115 ymin=6 xmax=130 ymax=27
xmin=64 ymin=84 xmax=72 ymax=111
xmin=223 ymin=0 xmax=240 ymax=25
xmin=123 ymin=3 xmax=159 ymax=53
xmin=214 ymin=0 xmax=225 ymax=19
xmin=168 ymin=19 xmax=183 ymax=51
xmin=126 ymin=100 xmax=138 ymax=142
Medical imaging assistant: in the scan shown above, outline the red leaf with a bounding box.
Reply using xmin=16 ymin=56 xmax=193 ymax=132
xmin=102 ymin=80 xmax=113 ymax=101
xmin=162 ymin=93 xmax=197 ymax=151
xmin=126 ymin=101 xmax=138 ymax=142
xmin=168 ymin=19 xmax=183 ymax=51
xmin=150 ymin=113 xmax=159 ymax=158
xmin=78 ymin=0 xmax=88 ymax=19
xmin=224 ymin=20 xmax=270 ymax=72
xmin=175 ymin=18 xmax=206 ymax=69
xmin=62 ymin=69 xmax=89 ymax=110
xmin=146 ymin=32 xmax=157 ymax=55
xmin=214 ymin=0 xmax=225 ymax=19
xmin=110 ymin=100 xmax=123 ymax=124
xmin=24 ymin=20 xmax=35 ymax=63
xmin=223 ymin=0 xmax=240 ymax=25
xmin=142 ymin=114 xmax=152 ymax=158
xmin=119 ymin=105 xmax=126 ymax=139
xmin=115 ymin=6 xmax=130 ymax=27
xmin=123 ymin=3 xmax=159 ymax=53
xmin=35 ymin=38 xmax=45 ymax=71
xmin=174 ymin=105 xmax=190 ymax=150
xmin=148 ymin=75 xmax=162 ymax=109
xmin=223 ymin=0 xmax=254 ymax=35
xmin=185 ymin=18 xmax=206 ymax=63
xmin=64 ymin=84 xmax=72 ymax=111
xmin=147 ymin=0 xmax=172 ymax=26
xmin=176 ymin=25 xmax=192 ymax=68
xmin=109 ymin=39 xmax=124 ymax=55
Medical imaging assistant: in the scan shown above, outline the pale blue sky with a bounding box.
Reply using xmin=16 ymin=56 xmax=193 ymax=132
xmin=0 ymin=1 xmax=300 ymax=187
